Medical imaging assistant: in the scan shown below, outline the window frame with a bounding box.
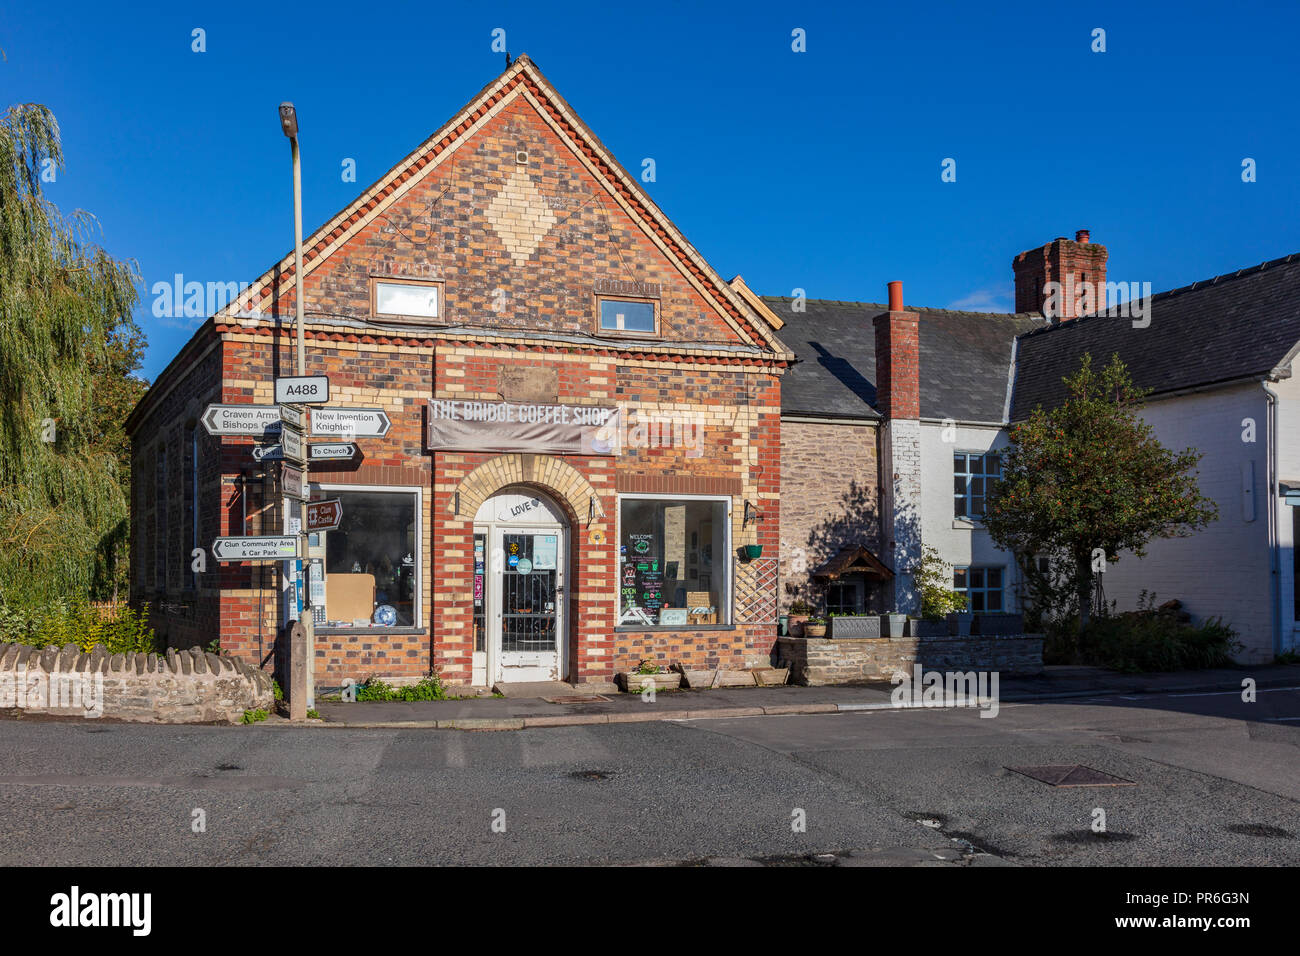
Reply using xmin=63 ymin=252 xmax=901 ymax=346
xmin=614 ymin=492 xmax=733 ymax=630
xmin=953 ymin=564 xmax=1006 ymax=613
xmin=594 ymin=294 xmax=660 ymax=338
xmin=369 ymin=275 xmax=445 ymax=325
xmin=953 ymin=451 xmax=1002 ymax=521
xmin=312 ymin=482 xmax=424 ymax=634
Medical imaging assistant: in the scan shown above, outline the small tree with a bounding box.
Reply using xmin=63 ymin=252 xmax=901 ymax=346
xmin=984 ymin=354 xmax=1216 ymax=639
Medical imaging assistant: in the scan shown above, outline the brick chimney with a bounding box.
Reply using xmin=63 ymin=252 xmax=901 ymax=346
xmin=1013 ymin=230 xmax=1108 ymax=321
xmin=874 ymin=280 xmax=919 ymax=419
xmin=873 ymin=282 xmax=921 ymax=614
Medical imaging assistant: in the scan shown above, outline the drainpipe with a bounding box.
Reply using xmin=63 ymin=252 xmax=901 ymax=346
xmin=1263 ymin=382 xmax=1282 ymax=657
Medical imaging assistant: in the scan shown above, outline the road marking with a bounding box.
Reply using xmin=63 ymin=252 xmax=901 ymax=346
xmin=1165 ymin=685 xmax=1300 ymax=698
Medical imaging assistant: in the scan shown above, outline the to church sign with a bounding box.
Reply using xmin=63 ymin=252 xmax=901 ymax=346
xmin=426 ymin=400 xmax=621 ymax=455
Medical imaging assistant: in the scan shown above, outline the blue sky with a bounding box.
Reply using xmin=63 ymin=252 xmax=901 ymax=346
xmin=6 ymin=0 xmax=1298 ymax=379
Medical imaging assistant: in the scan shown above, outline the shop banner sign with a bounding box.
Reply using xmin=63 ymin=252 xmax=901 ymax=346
xmin=426 ymin=400 xmax=621 ymax=455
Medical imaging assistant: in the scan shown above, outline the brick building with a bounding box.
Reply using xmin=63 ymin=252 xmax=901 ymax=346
xmin=126 ymin=55 xmax=792 ymax=689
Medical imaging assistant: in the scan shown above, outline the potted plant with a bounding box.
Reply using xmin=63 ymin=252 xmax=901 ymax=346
xmin=804 ymin=616 xmax=827 ymax=638
xmin=946 ymin=605 xmax=974 ymax=636
xmin=620 ymin=659 xmax=682 ymax=693
xmin=787 ymin=600 xmax=812 ymax=636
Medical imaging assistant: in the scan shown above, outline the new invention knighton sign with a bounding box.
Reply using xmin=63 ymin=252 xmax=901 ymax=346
xmin=426 ymin=400 xmax=622 ymax=455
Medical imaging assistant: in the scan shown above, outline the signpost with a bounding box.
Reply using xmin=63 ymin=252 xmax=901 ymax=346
xmin=280 ymin=426 xmax=304 ymax=463
xmin=212 ymin=536 xmax=299 ymax=561
xmin=277 ymin=404 xmax=304 ymax=429
xmin=305 ymin=498 xmax=343 ymax=532
xmin=281 ymin=463 xmax=304 ymax=498
xmin=274 ymin=375 xmax=330 ymax=405
xmin=310 ymin=407 xmax=391 ymax=438
xmin=202 ymin=404 xmax=281 ymax=436
xmin=308 ymin=442 xmax=359 ymax=461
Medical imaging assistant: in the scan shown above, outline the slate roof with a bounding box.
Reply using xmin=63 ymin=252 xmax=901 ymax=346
xmin=1011 ymin=253 xmax=1300 ymax=420
xmin=763 ymin=296 xmax=1043 ymax=422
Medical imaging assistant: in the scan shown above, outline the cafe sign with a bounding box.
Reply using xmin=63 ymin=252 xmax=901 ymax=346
xmin=426 ymin=400 xmax=622 ymax=455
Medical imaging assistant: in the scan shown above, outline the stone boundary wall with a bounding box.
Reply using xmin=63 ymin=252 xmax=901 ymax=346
xmin=776 ymin=634 xmax=1044 ymax=686
xmin=0 ymin=643 xmax=274 ymax=724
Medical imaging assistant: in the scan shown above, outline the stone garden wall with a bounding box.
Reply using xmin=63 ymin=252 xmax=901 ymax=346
xmin=0 ymin=643 xmax=275 ymax=724
xmin=776 ymin=634 xmax=1044 ymax=686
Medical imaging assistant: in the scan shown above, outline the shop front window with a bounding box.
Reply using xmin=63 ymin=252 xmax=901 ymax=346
xmin=318 ymin=488 xmax=419 ymax=629
xmin=618 ymin=496 xmax=730 ymax=627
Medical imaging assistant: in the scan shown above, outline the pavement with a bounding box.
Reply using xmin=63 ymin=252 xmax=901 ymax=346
xmin=308 ymin=663 xmax=1300 ymax=730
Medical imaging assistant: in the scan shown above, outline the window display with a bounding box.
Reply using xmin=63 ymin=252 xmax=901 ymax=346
xmin=618 ymin=497 xmax=729 ymax=627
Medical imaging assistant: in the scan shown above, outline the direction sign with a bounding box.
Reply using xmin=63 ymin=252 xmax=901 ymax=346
xmin=280 ymin=427 xmax=304 ymax=463
xmin=275 ymin=375 xmax=330 ymax=405
xmin=311 ymin=407 xmax=391 ymax=438
xmin=305 ymin=498 xmax=343 ymax=532
xmin=308 ymin=442 xmax=359 ymax=461
xmin=212 ymin=536 xmax=298 ymax=562
xmin=281 ymin=463 xmax=304 ymax=498
xmin=202 ymin=404 xmax=281 ymax=436
xmin=277 ymin=404 xmax=304 ymax=429
xmin=252 ymin=444 xmax=284 ymax=462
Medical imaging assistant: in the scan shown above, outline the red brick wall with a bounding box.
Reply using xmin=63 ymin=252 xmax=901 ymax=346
xmin=128 ymin=70 xmax=785 ymax=689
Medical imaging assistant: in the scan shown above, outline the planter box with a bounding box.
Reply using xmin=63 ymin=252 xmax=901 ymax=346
xmin=676 ymin=668 xmax=758 ymax=689
xmin=620 ymin=671 xmax=682 ymax=693
xmin=912 ymin=619 xmax=950 ymax=638
xmin=975 ymin=613 xmax=1025 ymax=636
xmin=752 ymin=666 xmax=789 ymax=687
xmin=829 ymin=615 xmax=881 ymax=639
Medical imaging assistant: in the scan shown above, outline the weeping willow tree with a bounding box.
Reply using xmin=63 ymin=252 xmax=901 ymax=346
xmin=0 ymin=104 xmax=142 ymax=609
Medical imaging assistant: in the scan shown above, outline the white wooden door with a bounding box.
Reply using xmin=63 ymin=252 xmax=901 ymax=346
xmin=492 ymin=524 xmax=564 ymax=682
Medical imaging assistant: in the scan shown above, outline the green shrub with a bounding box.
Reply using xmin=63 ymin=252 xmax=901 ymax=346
xmin=241 ymin=708 xmax=269 ymax=724
xmin=0 ymin=600 xmax=158 ymax=654
xmin=356 ymin=673 xmax=447 ymax=702
xmin=1045 ymin=593 xmax=1240 ymax=672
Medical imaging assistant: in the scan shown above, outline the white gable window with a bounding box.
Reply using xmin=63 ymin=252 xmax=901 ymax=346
xmin=372 ymin=278 xmax=442 ymax=321
xmin=598 ymin=296 xmax=657 ymax=335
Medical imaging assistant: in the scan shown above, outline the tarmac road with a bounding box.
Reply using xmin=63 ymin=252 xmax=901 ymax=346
xmin=0 ymin=686 xmax=1296 ymax=866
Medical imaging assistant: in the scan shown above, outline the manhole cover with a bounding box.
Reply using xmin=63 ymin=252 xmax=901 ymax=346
xmin=1006 ymin=765 xmax=1135 ymax=787
xmin=544 ymin=695 xmax=611 ymax=704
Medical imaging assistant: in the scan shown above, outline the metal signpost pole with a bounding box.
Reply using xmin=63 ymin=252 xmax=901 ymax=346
xmin=280 ymin=102 xmax=312 ymax=720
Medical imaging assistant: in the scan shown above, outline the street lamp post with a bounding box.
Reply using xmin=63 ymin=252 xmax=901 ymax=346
xmin=279 ymin=102 xmax=312 ymax=719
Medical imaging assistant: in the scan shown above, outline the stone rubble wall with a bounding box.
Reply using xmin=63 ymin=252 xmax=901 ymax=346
xmin=0 ymin=643 xmax=275 ymax=724
xmin=776 ymin=634 xmax=1044 ymax=686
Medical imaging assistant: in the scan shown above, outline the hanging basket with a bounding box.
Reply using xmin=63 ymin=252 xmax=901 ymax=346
xmin=742 ymin=544 xmax=764 ymax=560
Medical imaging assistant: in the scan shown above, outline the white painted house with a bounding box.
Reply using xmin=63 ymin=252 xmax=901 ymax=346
xmin=1012 ymin=252 xmax=1300 ymax=662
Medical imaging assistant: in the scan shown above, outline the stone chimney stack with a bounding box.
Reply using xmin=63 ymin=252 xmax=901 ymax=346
xmin=873 ymin=282 xmax=921 ymax=614
xmin=1013 ymin=230 xmax=1108 ymax=321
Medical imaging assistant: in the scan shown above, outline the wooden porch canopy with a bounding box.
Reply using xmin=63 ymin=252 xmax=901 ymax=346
xmin=811 ymin=546 xmax=894 ymax=581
